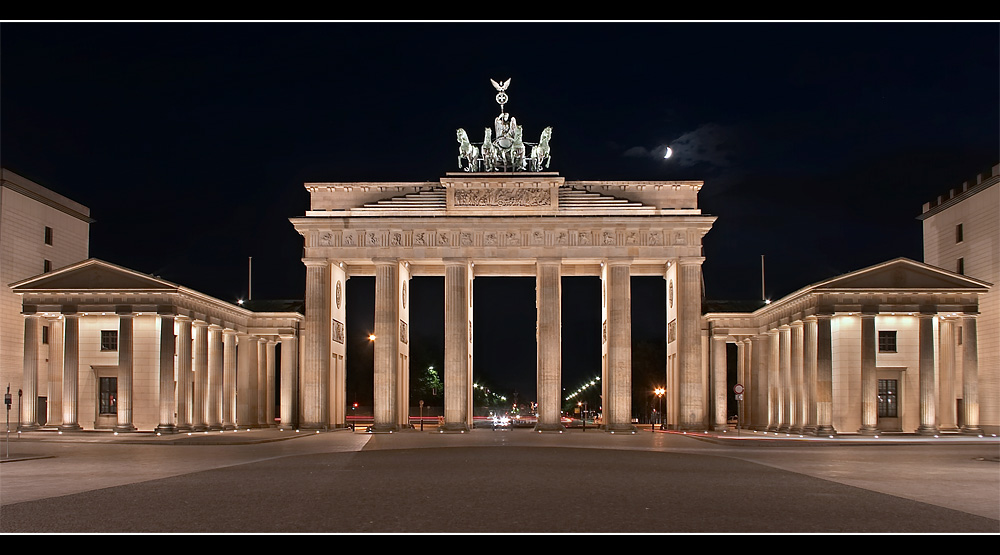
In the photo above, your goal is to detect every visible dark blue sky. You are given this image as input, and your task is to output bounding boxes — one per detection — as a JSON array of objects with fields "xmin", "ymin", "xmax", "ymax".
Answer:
[{"xmin": 3, "ymin": 22, "xmax": 997, "ymax": 400}]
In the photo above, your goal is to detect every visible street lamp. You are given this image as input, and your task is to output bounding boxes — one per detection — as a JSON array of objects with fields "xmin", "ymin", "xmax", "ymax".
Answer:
[{"xmin": 654, "ymin": 387, "xmax": 665, "ymax": 430}]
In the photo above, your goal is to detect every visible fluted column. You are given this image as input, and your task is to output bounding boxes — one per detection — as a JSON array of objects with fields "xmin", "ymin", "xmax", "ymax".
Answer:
[
  {"xmin": 302, "ymin": 259, "xmax": 330, "ymax": 429},
  {"xmin": 191, "ymin": 320, "xmax": 208, "ymax": 431},
  {"xmin": 916, "ymin": 310, "xmax": 939, "ymax": 435},
  {"xmin": 442, "ymin": 259, "xmax": 472, "ymax": 432},
  {"xmin": 20, "ymin": 313, "xmax": 40, "ymax": 430},
  {"xmin": 802, "ymin": 316, "xmax": 818, "ymax": 434},
  {"xmin": 777, "ymin": 325, "xmax": 791, "ymax": 432},
  {"xmin": 114, "ymin": 310, "xmax": 137, "ymax": 432},
  {"xmin": 814, "ymin": 311, "xmax": 836, "ymax": 435},
  {"xmin": 59, "ymin": 311, "xmax": 81, "ymax": 431},
  {"xmin": 603, "ymin": 259, "xmax": 633, "ymax": 432},
  {"xmin": 175, "ymin": 316, "xmax": 192, "ymax": 431},
  {"xmin": 249, "ymin": 336, "xmax": 261, "ymax": 427},
  {"xmin": 766, "ymin": 329, "xmax": 780, "ymax": 431},
  {"xmin": 372, "ymin": 259, "xmax": 400, "ymax": 433},
  {"xmin": 265, "ymin": 338, "xmax": 276, "ymax": 427},
  {"xmin": 207, "ymin": 325, "xmax": 223, "ymax": 430},
  {"xmin": 711, "ymin": 333, "xmax": 728, "ymax": 431},
  {"xmin": 677, "ymin": 257, "xmax": 705, "ymax": 431},
  {"xmin": 222, "ymin": 329, "xmax": 237, "ymax": 429},
  {"xmin": 750, "ymin": 335, "xmax": 768, "ymax": 430},
  {"xmin": 858, "ymin": 310, "xmax": 878, "ymax": 434},
  {"xmin": 960, "ymin": 313, "xmax": 982, "ymax": 434},
  {"xmin": 155, "ymin": 312, "xmax": 177, "ymax": 433},
  {"xmin": 280, "ymin": 333, "xmax": 298, "ymax": 427},
  {"xmin": 236, "ymin": 332, "xmax": 254, "ymax": 427},
  {"xmin": 47, "ymin": 317, "xmax": 64, "ymax": 427},
  {"xmin": 739, "ymin": 338, "xmax": 751, "ymax": 427},
  {"xmin": 938, "ymin": 318, "xmax": 958, "ymax": 432},
  {"xmin": 789, "ymin": 321, "xmax": 804, "ymax": 433},
  {"xmin": 535, "ymin": 259, "xmax": 564, "ymax": 432},
  {"xmin": 329, "ymin": 264, "xmax": 348, "ymax": 429},
  {"xmin": 256, "ymin": 338, "xmax": 267, "ymax": 427}
]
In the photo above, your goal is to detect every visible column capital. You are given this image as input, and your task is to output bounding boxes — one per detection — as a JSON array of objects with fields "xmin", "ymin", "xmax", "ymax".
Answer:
[
  {"xmin": 175, "ymin": 314, "xmax": 192, "ymax": 323},
  {"xmin": 535, "ymin": 257, "xmax": 563, "ymax": 266},
  {"xmin": 192, "ymin": 319, "xmax": 209, "ymax": 328},
  {"xmin": 208, "ymin": 323, "xmax": 223, "ymax": 332},
  {"xmin": 789, "ymin": 320, "xmax": 804, "ymax": 329},
  {"xmin": 115, "ymin": 305, "xmax": 134, "ymax": 316},
  {"xmin": 222, "ymin": 327, "xmax": 238, "ymax": 337},
  {"xmin": 602, "ymin": 257, "xmax": 633, "ymax": 267},
  {"xmin": 677, "ymin": 256, "xmax": 706, "ymax": 267},
  {"xmin": 442, "ymin": 257, "xmax": 473, "ymax": 266},
  {"xmin": 302, "ymin": 257, "xmax": 329, "ymax": 268},
  {"xmin": 372, "ymin": 256, "xmax": 400, "ymax": 266}
]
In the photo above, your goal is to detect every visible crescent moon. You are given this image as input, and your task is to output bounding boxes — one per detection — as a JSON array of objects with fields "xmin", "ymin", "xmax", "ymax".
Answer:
[{"xmin": 664, "ymin": 146, "xmax": 673, "ymax": 159}]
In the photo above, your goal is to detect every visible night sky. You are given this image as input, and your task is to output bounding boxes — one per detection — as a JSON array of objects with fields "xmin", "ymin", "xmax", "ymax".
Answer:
[{"xmin": 2, "ymin": 22, "xmax": 997, "ymax": 404}]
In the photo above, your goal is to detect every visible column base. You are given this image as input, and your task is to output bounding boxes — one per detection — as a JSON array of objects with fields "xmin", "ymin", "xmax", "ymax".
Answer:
[
  {"xmin": 814, "ymin": 425, "xmax": 837, "ymax": 436},
  {"xmin": 801, "ymin": 426, "xmax": 817, "ymax": 435},
  {"xmin": 960, "ymin": 425, "xmax": 984, "ymax": 435},
  {"xmin": 533, "ymin": 423, "xmax": 566, "ymax": 433},
  {"xmin": 154, "ymin": 424, "xmax": 178, "ymax": 434},
  {"xmin": 438, "ymin": 423, "xmax": 470, "ymax": 433},
  {"xmin": 58, "ymin": 424, "xmax": 82, "ymax": 432},
  {"xmin": 191, "ymin": 425, "xmax": 208, "ymax": 432},
  {"xmin": 604, "ymin": 425, "xmax": 638, "ymax": 434},
  {"xmin": 222, "ymin": 424, "xmax": 236, "ymax": 431},
  {"xmin": 712, "ymin": 424, "xmax": 729, "ymax": 432},
  {"xmin": 916, "ymin": 425, "xmax": 940, "ymax": 436},
  {"xmin": 857, "ymin": 425, "xmax": 879, "ymax": 435},
  {"xmin": 776, "ymin": 425, "xmax": 790, "ymax": 433},
  {"xmin": 17, "ymin": 424, "xmax": 41, "ymax": 432},
  {"xmin": 113, "ymin": 424, "xmax": 136, "ymax": 433}
]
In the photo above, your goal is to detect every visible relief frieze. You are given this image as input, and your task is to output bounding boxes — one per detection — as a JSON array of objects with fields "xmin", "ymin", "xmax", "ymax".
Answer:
[{"xmin": 453, "ymin": 188, "xmax": 551, "ymax": 207}]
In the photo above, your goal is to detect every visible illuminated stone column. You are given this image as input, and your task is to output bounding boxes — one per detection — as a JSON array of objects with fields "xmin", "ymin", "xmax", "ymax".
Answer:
[
  {"xmin": 766, "ymin": 329, "xmax": 780, "ymax": 432},
  {"xmin": 442, "ymin": 258, "xmax": 472, "ymax": 432},
  {"xmin": 814, "ymin": 311, "xmax": 836, "ymax": 435},
  {"xmin": 677, "ymin": 257, "xmax": 705, "ymax": 431},
  {"xmin": 535, "ymin": 258, "xmax": 564, "ymax": 433},
  {"xmin": 20, "ymin": 312, "xmax": 40, "ymax": 430},
  {"xmin": 280, "ymin": 332, "xmax": 298, "ymax": 427},
  {"xmin": 257, "ymin": 338, "xmax": 267, "ymax": 427},
  {"xmin": 236, "ymin": 332, "xmax": 254, "ymax": 427},
  {"xmin": 59, "ymin": 311, "xmax": 81, "ymax": 431},
  {"xmin": 372, "ymin": 258, "xmax": 400, "ymax": 433},
  {"xmin": 175, "ymin": 316, "xmax": 192, "ymax": 431},
  {"xmin": 302, "ymin": 258, "xmax": 331, "ymax": 429},
  {"xmin": 789, "ymin": 321, "xmax": 804, "ymax": 433},
  {"xmin": 264, "ymin": 338, "xmax": 276, "ymax": 427},
  {"xmin": 207, "ymin": 325, "xmax": 223, "ymax": 430},
  {"xmin": 777, "ymin": 325, "xmax": 791, "ymax": 433},
  {"xmin": 222, "ymin": 329, "xmax": 237, "ymax": 430},
  {"xmin": 938, "ymin": 318, "xmax": 958, "ymax": 432},
  {"xmin": 155, "ymin": 312, "xmax": 176, "ymax": 433},
  {"xmin": 603, "ymin": 259, "xmax": 634, "ymax": 432},
  {"xmin": 960, "ymin": 313, "xmax": 982, "ymax": 435},
  {"xmin": 802, "ymin": 316, "xmax": 818, "ymax": 434},
  {"xmin": 191, "ymin": 320, "xmax": 209, "ymax": 431},
  {"xmin": 916, "ymin": 310, "xmax": 939, "ymax": 435},
  {"xmin": 114, "ymin": 310, "xmax": 137, "ymax": 432},
  {"xmin": 750, "ymin": 334, "xmax": 768, "ymax": 430},
  {"xmin": 711, "ymin": 332, "xmax": 728, "ymax": 431},
  {"xmin": 738, "ymin": 338, "xmax": 751, "ymax": 427},
  {"xmin": 47, "ymin": 317, "xmax": 64, "ymax": 427},
  {"xmin": 858, "ymin": 310, "xmax": 878, "ymax": 435},
  {"xmin": 329, "ymin": 263, "xmax": 347, "ymax": 429}
]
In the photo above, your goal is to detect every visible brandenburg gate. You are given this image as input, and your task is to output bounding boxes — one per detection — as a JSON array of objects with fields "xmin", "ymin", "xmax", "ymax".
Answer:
[{"xmin": 290, "ymin": 80, "xmax": 716, "ymax": 433}]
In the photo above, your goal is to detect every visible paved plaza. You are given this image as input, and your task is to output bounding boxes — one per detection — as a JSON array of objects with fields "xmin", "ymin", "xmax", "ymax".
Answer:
[{"xmin": 1, "ymin": 427, "xmax": 997, "ymax": 533}]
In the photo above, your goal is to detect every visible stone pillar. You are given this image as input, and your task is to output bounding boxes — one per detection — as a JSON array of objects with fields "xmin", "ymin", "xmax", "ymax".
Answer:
[
  {"xmin": 396, "ymin": 262, "xmax": 411, "ymax": 429},
  {"xmin": 257, "ymin": 338, "xmax": 267, "ymax": 427},
  {"xmin": 47, "ymin": 317, "xmax": 64, "ymax": 427},
  {"xmin": 814, "ymin": 311, "xmax": 836, "ymax": 435},
  {"xmin": 329, "ymin": 263, "xmax": 348, "ymax": 429},
  {"xmin": 802, "ymin": 316, "xmax": 818, "ymax": 434},
  {"xmin": 750, "ymin": 335, "xmax": 768, "ymax": 430},
  {"xmin": 442, "ymin": 259, "xmax": 472, "ymax": 432},
  {"xmin": 280, "ymin": 333, "xmax": 298, "ymax": 427},
  {"xmin": 960, "ymin": 313, "xmax": 982, "ymax": 434},
  {"xmin": 248, "ymin": 336, "xmax": 261, "ymax": 426},
  {"xmin": 736, "ymin": 338, "xmax": 749, "ymax": 427},
  {"xmin": 711, "ymin": 332, "xmax": 728, "ymax": 431},
  {"xmin": 175, "ymin": 316, "xmax": 192, "ymax": 431},
  {"xmin": 858, "ymin": 310, "xmax": 878, "ymax": 434},
  {"xmin": 677, "ymin": 257, "xmax": 705, "ymax": 431},
  {"xmin": 937, "ymin": 318, "xmax": 958, "ymax": 432},
  {"xmin": 20, "ymin": 312, "xmax": 40, "ymax": 430},
  {"xmin": 777, "ymin": 325, "xmax": 791, "ymax": 433},
  {"xmin": 603, "ymin": 259, "xmax": 634, "ymax": 432},
  {"xmin": 264, "ymin": 338, "xmax": 276, "ymax": 427},
  {"xmin": 222, "ymin": 329, "xmax": 237, "ymax": 430},
  {"xmin": 766, "ymin": 329, "xmax": 780, "ymax": 432},
  {"xmin": 191, "ymin": 320, "xmax": 208, "ymax": 431},
  {"xmin": 789, "ymin": 321, "xmax": 804, "ymax": 433},
  {"xmin": 535, "ymin": 258, "xmax": 564, "ymax": 432},
  {"xmin": 59, "ymin": 311, "xmax": 81, "ymax": 431},
  {"xmin": 236, "ymin": 332, "xmax": 254, "ymax": 428},
  {"xmin": 916, "ymin": 310, "xmax": 939, "ymax": 435},
  {"xmin": 207, "ymin": 325, "xmax": 223, "ymax": 430},
  {"xmin": 372, "ymin": 258, "xmax": 400, "ymax": 433},
  {"xmin": 114, "ymin": 310, "xmax": 137, "ymax": 432},
  {"xmin": 302, "ymin": 259, "xmax": 331, "ymax": 429},
  {"xmin": 155, "ymin": 312, "xmax": 177, "ymax": 433}
]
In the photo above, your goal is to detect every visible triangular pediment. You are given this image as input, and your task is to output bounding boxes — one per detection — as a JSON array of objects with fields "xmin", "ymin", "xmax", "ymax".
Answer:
[
  {"xmin": 11, "ymin": 259, "xmax": 178, "ymax": 292},
  {"xmin": 813, "ymin": 258, "xmax": 991, "ymax": 291}
]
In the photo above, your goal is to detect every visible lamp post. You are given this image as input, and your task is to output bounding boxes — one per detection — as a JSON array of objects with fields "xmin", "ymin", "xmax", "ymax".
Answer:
[{"xmin": 654, "ymin": 387, "xmax": 665, "ymax": 430}]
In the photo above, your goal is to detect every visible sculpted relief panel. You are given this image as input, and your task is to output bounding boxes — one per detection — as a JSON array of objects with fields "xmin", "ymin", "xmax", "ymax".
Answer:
[
  {"xmin": 318, "ymin": 227, "xmax": 693, "ymax": 250},
  {"xmin": 453, "ymin": 188, "xmax": 551, "ymax": 207}
]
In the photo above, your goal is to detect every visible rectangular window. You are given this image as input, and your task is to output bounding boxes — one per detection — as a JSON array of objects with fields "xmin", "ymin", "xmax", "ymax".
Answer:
[
  {"xmin": 101, "ymin": 330, "xmax": 118, "ymax": 351},
  {"xmin": 955, "ymin": 223, "xmax": 963, "ymax": 243},
  {"xmin": 42, "ymin": 325, "xmax": 49, "ymax": 345},
  {"xmin": 877, "ymin": 379, "xmax": 898, "ymax": 418},
  {"xmin": 878, "ymin": 330, "xmax": 897, "ymax": 353},
  {"xmin": 957, "ymin": 258, "xmax": 964, "ymax": 275},
  {"xmin": 99, "ymin": 377, "xmax": 117, "ymax": 415},
  {"xmin": 43, "ymin": 259, "xmax": 51, "ymax": 272},
  {"xmin": 44, "ymin": 226, "xmax": 53, "ymax": 245}
]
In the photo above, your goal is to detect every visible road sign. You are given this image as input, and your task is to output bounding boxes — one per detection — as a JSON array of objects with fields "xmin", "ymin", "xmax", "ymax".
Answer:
[{"xmin": 733, "ymin": 384, "xmax": 744, "ymax": 395}]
